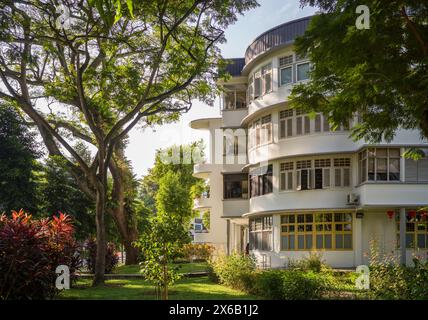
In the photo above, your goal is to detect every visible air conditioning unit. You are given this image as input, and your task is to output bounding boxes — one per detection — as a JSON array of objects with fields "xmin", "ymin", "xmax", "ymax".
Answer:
[{"xmin": 347, "ymin": 193, "xmax": 359, "ymax": 205}]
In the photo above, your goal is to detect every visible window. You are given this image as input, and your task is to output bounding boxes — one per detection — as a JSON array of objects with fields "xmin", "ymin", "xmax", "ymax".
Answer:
[
  {"xmin": 315, "ymin": 114, "xmax": 321, "ymax": 132},
  {"xmin": 262, "ymin": 63, "xmax": 272, "ymax": 94},
  {"xmin": 280, "ymin": 162, "xmax": 294, "ymax": 191},
  {"xmin": 250, "ymin": 216, "xmax": 273, "ymax": 251},
  {"xmin": 396, "ymin": 211, "xmax": 428, "ymax": 249},
  {"xmin": 249, "ymin": 115, "xmax": 272, "ymax": 148},
  {"xmin": 334, "ymin": 158, "xmax": 351, "ymax": 187},
  {"xmin": 224, "ymin": 174, "xmax": 248, "ymax": 199},
  {"xmin": 281, "ymin": 213, "xmax": 352, "ymax": 251},
  {"xmin": 359, "ymin": 148, "xmax": 401, "ymax": 183},
  {"xmin": 296, "ymin": 160, "xmax": 312, "ymax": 190},
  {"xmin": 254, "ymin": 70, "xmax": 261, "ymax": 99},
  {"xmin": 279, "ymin": 110, "xmax": 337, "ymax": 139},
  {"xmin": 250, "ymin": 165, "xmax": 273, "ymax": 198},
  {"xmin": 296, "ymin": 62, "xmax": 310, "ymax": 81},
  {"xmin": 315, "ymin": 159, "xmax": 331, "ymax": 189},
  {"xmin": 405, "ymin": 149, "xmax": 428, "ymax": 182},
  {"xmin": 247, "ymin": 76, "xmax": 254, "ymax": 103},
  {"xmin": 279, "ymin": 55, "xmax": 293, "ymax": 85}
]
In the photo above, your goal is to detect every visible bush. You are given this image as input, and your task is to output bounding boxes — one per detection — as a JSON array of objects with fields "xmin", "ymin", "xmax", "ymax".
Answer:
[
  {"xmin": 251, "ymin": 269, "xmax": 331, "ymax": 300},
  {"xmin": 181, "ymin": 243, "xmax": 215, "ymax": 262},
  {"xmin": 287, "ymin": 252, "xmax": 329, "ymax": 273},
  {"xmin": 0, "ymin": 210, "xmax": 80, "ymax": 300},
  {"xmin": 85, "ymin": 239, "xmax": 119, "ymax": 274},
  {"xmin": 209, "ymin": 253, "xmax": 256, "ymax": 291},
  {"xmin": 367, "ymin": 240, "xmax": 428, "ymax": 300},
  {"xmin": 281, "ymin": 270, "xmax": 329, "ymax": 300}
]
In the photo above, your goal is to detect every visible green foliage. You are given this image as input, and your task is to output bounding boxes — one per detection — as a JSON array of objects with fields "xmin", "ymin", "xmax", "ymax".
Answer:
[
  {"xmin": 287, "ymin": 252, "xmax": 330, "ymax": 273},
  {"xmin": 202, "ymin": 210, "xmax": 210, "ymax": 231},
  {"xmin": 140, "ymin": 141, "xmax": 206, "ymax": 216},
  {"xmin": 209, "ymin": 253, "xmax": 256, "ymax": 291},
  {"xmin": 368, "ymin": 241, "xmax": 428, "ymax": 300},
  {"xmin": 292, "ymin": 1, "xmax": 428, "ymax": 141},
  {"xmin": 156, "ymin": 171, "xmax": 193, "ymax": 223},
  {"xmin": 0, "ymin": 105, "xmax": 41, "ymax": 214},
  {"xmin": 85, "ymin": 238, "xmax": 119, "ymax": 274},
  {"xmin": 181, "ymin": 243, "xmax": 215, "ymax": 262},
  {"xmin": 134, "ymin": 215, "xmax": 191, "ymax": 299},
  {"xmin": 38, "ymin": 157, "xmax": 96, "ymax": 240}
]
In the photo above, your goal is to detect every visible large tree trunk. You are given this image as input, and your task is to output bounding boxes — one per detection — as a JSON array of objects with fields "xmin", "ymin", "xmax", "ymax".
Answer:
[
  {"xmin": 93, "ymin": 184, "xmax": 107, "ymax": 286},
  {"xmin": 109, "ymin": 145, "xmax": 140, "ymax": 265}
]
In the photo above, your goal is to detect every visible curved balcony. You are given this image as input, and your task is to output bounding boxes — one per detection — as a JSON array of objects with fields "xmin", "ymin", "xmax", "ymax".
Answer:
[
  {"xmin": 248, "ymin": 132, "xmax": 359, "ymax": 166},
  {"xmin": 194, "ymin": 196, "xmax": 211, "ymax": 210},
  {"xmin": 193, "ymin": 162, "xmax": 212, "ymax": 179},
  {"xmin": 243, "ymin": 16, "xmax": 312, "ymax": 73},
  {"xmin": 248, "ymin": 189, "xmax": 353, "ymax": 215},
  {"xmin": 222, "ymin": 199, "xmax": 249, "ymax": 218}
]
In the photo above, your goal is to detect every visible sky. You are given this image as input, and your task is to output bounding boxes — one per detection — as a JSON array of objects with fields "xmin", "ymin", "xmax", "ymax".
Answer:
[{"xmin": 126, "ymin": 0, "xmax": 318, "ymax": 177}]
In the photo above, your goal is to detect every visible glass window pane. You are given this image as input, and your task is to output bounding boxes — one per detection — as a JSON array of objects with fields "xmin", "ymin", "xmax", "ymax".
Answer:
[
  {"xmin": 305, "ymin": 214, "xmax": 313, "ymax": 223},
  {"xmin": 335, "ymin": 235, "xmax": 343, "ymax": 248},
  {"xmin": 306, "ymin": 235, "xmax": 313, "ymax": 249},
  {"xmin": 298, "ymin": 235, "xmax": 305, "ymax": 249},
  {"xmin": 417, "ymin": 234, "xmax": 426, "ymax": 248},
  {"xmin": 280, "ymin": 67, "xmax": 292, "ymax": 85},
  {"xmin": 297, "ymin": 63, "xmax": 310, "ymax": 81},
  {"xmin": 325, "ymin": 235, "xmax": 332, "ymax": 249},
  {"xmin": 316, "ymin": 235, "xmax": 323, "ymax": 249},
  {"xmin": 344, "ymin": 223, "xmax": 352, "ymax": 231},
  {"xmin": 344, "ymin": 234, "xmax": 352, "ymax": 249},
  {"xmin": 289, "ymin": 235, "xmax": 295, "ymax": 249},
  {"xmin": 406, "ymin": 233, "xmax": 414, "ymax": 248},
  {"xmin": 281, "ymin": 236, "xmax": 288, "ymax": 250}
]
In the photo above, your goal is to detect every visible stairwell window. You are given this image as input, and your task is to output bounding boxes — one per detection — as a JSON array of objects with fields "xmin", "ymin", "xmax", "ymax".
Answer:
[
  {"xmin": 249, "ymin": 216, "xmax": 272, "ymax": 251},
  {"xmin": 279, "ymin": 55, "xmax": 293, "ymax": 85}
]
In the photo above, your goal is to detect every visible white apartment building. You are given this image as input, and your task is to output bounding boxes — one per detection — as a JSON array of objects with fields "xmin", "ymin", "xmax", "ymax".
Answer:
[{"xmin": 190, "ymin": 16, "xmax": 428, "ymax": 268}]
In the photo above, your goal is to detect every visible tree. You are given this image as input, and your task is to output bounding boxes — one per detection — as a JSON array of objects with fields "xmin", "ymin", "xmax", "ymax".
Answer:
[
  {"xmin": 135, "ymin": 171, "xmax": 193, "ymax": 300},
  {"xmin": 140, "ymin": 141, "xmax": 206, "ymax": 214},
  {"xmin": 0, "ymin": 105, "xmax": 40, "ymax": 213},
  {"xmin": 0, "ymin": 0, "xmax": 257, "ymax": 285},
  {"xmin": 291, "ymin": 1, "xmax": 428, "ymax": 148},
  {"xmin": 38, "ymin": 156, "xmax": 96, "ymax": 241}
]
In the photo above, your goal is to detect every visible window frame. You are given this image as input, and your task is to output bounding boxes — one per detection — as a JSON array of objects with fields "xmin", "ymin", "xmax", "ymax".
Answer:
[{"xmin": 280, "ymin": 212, "xmax": 353, "ymax": 251}]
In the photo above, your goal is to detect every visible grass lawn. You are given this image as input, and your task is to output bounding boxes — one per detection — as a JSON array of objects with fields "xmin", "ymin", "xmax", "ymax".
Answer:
[
  {"xmin": 114, "ymin": 262, "xmax": 209, "ymax": 274},
  {"xmin": 59, "ymin": 276, "xmax": 258, "ymax": 300}
]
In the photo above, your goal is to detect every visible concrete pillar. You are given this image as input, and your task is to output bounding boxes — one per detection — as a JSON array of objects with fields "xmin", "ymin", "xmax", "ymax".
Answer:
[
  {"xmin": 399, "ymin": 208, "xmax": 406, "ymax": 265},
  {"xmin": 354, "ymin": 212, "xmax": 363, "ymax": 266},
  {"xmin": 273, "ymin": 215, "xmax": 281, "ymax": 253}
]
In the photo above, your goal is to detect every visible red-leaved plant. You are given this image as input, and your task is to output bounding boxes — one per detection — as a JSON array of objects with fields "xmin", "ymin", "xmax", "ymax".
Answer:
[{"xmin": 0, "ymin": 210, "xmax": 81, "ymax": 300}]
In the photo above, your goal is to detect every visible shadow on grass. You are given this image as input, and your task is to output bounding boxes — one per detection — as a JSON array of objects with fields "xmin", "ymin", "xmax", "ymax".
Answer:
[{"xmin": 59, "ymin": 277, "xmax": 258, "ymax": 300}]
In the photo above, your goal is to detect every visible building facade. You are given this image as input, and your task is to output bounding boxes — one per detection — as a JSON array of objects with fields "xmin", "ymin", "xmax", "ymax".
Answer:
[{"xmin": 190, "ymin": 16, "xmax": 428, "ymax": 268}]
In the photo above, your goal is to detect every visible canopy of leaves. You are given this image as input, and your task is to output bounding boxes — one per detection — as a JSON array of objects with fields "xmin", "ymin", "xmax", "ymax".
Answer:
[
  {"xmin": 291, "ymin": 1, "xmax": 428, "ymax": 143},
  {"xmin": 0, "ymin": 105, "xmax": 41, "ymax": 213},
  {"xmin": 140, "ymin": 140, "xmax": 206, "ymax": 214}
]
